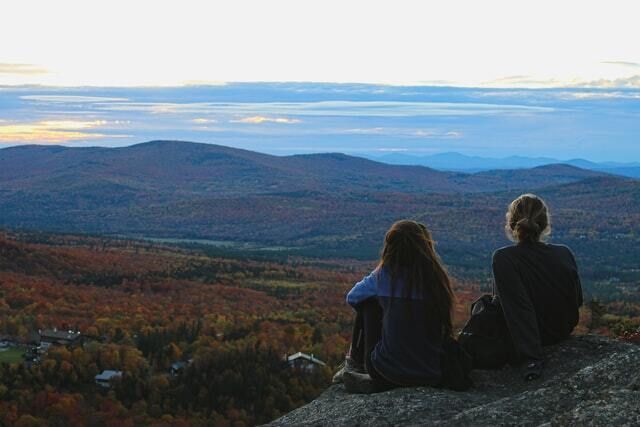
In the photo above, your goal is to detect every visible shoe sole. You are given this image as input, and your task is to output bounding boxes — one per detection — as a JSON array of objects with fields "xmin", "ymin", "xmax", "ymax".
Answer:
[{"xmin": 343, "ymin": 372, "xmax": 377, "ymax": 394}]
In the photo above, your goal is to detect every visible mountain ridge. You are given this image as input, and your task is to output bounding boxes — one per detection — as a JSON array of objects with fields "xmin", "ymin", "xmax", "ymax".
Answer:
[
  {"xmin": 1, "ymin": 140, "xmax": 637, "ymax": 269},
  {"xmin": 0, "ymin": 140, "xmax": 613, "ymax": 195},
  {"xmin": 366, "ymin": 151, "xmax": 640, "ymax": 177}
]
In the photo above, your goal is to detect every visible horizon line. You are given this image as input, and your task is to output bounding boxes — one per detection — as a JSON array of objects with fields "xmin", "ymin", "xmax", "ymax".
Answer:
[
  {"xmin": 2, "ymin": 139, "xmax": 638, "ymax": 166},
  {"xmin": 3, "ymin": 81, "xmax": 640, "ymax": 91}
]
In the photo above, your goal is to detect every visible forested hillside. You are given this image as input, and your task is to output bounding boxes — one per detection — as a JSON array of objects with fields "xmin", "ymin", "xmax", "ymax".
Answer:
[
  {"xmin": 1, "ymin": 141, "xmax": 637, "ymax": 288},
  {"xmin": 0, "ymin": 141, "xmax": 606, "ymax": 196},
  {"xmin": 0, "ymin": 233, "xmax": 638, "ymax": 425},
  {"xmin": 0, "ymin": 141, "xmax": 638, "ymax": 425},
  {"xmin": 0, "ymin": 234, "xmax": 360, "ymax": 425}
]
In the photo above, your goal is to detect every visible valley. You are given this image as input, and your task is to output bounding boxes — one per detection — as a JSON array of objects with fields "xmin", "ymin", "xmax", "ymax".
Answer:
[
  {"xmin": 2, "ymin": 141, "xmax": 638, "ymax": 300},
  {"xmin": 0, "ymin": 140, "xmax": 639, "ymax": 424}
]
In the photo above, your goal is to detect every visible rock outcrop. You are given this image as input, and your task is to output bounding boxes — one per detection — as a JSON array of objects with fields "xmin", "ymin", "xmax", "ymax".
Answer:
[{"xmin": 267, "ymin": 335, "xmax": 640, "ymax": 426}]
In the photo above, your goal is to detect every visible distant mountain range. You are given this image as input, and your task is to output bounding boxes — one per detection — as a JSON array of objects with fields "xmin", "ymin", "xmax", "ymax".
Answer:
[
  {"xmin": 0, "ymin": 140, "xmax": 638, "ymax": 270},
  {"xmin": 0, "ymin": 140, "xmax": 611, "ymax": 197},
  {"xmin": 364, "ymin": 152, "xmax": 640, "ymax": 178}
]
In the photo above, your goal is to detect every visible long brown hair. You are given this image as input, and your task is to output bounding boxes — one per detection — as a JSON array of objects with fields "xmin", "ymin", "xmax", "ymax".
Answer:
[
  {"xmin": 377, "ymin": 220, "xmax": 455, "ymax": 336},
  {"xmin": 505, "ymin": 194, "xmax": 551, "ymax": 243}
]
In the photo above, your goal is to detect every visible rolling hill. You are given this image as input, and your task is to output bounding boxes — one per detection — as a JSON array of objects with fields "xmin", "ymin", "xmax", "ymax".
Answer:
[
  {"xmin": 0, "ymin": 141, "xmax": 637, "ymax": 278},
  {"xmin": 368, "ymin": 152, "xmax": 640, "ymax": 177},
  {"xmin": 0, "ymin": 140, "xmax": 608, "ymax": 197}
]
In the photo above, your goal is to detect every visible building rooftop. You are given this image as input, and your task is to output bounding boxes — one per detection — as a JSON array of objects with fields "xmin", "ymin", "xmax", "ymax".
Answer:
[
  {"xmin": 40, "ymin": 329, "xmax": 81, "ymax": 342},
  {"xmin": 95, "ymin": 370, "xmax": 123, "ymax": 381},
  {"xmin": 287, "ymin": 352, "xmax": 326, "ymax": 366}
]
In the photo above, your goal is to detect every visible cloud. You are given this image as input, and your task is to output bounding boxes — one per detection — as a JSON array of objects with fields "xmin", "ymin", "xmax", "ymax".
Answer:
[
  {"xmin": 21, "ymin": 95, "xmax": 129, "ymax": 103},
  {"xmin": 99, "ymin": 100, "xmax": 553, "ymax": 118},
  {"xmin": 412, "ymin": 130, "xmax": 437, "ymax": 137},
  {"xmin": 0, "ymin": 63, "xmax": 48, "ymax": 75},
  {"xmin": 471, "ymin": 89, "xmax": 640, "ymax": 101},
  {"xmin": 560, "ymin": 91, "xmax": 640, "ymax": 100},
  {"xmin": 482, "ymin": 75, "xmax": 567, "ymax": 88},
  {"xmin": 230, "ymin": 116, "xmax": 301, "ymax": 124},
  {"xmin": 192, "ymin": 126, "xmax": 226, "ymax": 132},
  {"xmin": 601, "ymin": 61, "xmax": 640, "ymax": 68},
  {"xmin": 444, "ymin": 131, "xmax": 463, "ymax": 138},
  {"xmin": 99, "ymin": 102, "xmax": 208, "ymax": 114},
  {"xmin": 376, "ymin": 148, "xmax": 409, "ymax": 152},
  {"xmin": 0, "ymin": 120, "xmax": 130, "ymax": 144},
  {"xmin": 191, "ymin": 118, "xmax": 218, "ymax": 124},
  {"xmin": 486, "ymin": 73, "xmax": 640, "ymax": 89},
  {"xmin": 574, "ymin": 75, "xmax": 640, "ymax": 89},
  {"xmin": 342, "ymin": 127, "xmax": 462, "ymax": 138},
  {"xmin": 343, "ymin": 127, "xmax": 386, "ymax": 135},
  {"xmin": 38, "ymin": 120, "xmax": 108, "ymax": 130}
]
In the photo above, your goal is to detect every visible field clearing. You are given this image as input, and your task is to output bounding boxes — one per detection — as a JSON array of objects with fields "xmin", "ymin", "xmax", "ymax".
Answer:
[{"xmin": 0, "ymin": 347, "xmax": 24, "ymax": 364}]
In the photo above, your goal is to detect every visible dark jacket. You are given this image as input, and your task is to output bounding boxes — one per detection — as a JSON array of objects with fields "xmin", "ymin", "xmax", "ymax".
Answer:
[
  {"xmin": 492, "ymin": 242, "xmax": 583, "ymax": 361},
  {"xmin": 347, "ymin": 267, "xmax": 442, "ymax": 386}
]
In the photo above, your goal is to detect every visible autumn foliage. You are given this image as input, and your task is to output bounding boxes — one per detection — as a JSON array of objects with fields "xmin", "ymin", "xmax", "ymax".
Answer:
[{"xmin": 0, "ymin": 232, "xmax": 637, "ymax": 426}]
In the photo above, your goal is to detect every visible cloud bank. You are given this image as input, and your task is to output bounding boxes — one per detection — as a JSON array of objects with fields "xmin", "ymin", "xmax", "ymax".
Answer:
[
  {"xmin": 0, "ymin": 63, "xmax": 48, "ymax": 75},
  {"xmin": 230, "ymin": 116, "xmax": 302, "ymax": 124},
  {"xmin": 0, "ymin": 83, "xmax": 638, "ymax": 161},
  {"xmin": 0, "ymin": 120, "xmax": 129, "ymax": 144}
]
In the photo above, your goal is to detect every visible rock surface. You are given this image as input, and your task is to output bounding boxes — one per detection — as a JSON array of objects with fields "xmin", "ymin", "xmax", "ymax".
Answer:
[{"xmin": 266, "ymin": 335, "xmax": 640, "ymax": 426}]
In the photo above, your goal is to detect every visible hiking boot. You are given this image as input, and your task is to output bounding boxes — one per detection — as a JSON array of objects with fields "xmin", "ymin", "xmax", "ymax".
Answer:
[
  {"xmin": 332, "ymin": 356, "xmax": 365, "ymax": 384},
  {"xmin": 343, "ymin": 370, "xmax": 378, "ymax": 394}
]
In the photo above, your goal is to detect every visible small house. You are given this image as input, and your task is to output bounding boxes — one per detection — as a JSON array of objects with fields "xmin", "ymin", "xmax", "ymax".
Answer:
[
  {"xmin": 95, "ymin": 370, "xmax": 123, "ymax": 388},
  {"xmin": 40, "ymin": 328, "xmax": 81, "ymax": 346},
  {"xmin": 170, "ymin": 361, "xmax": 186, "ymax": 376},
  {"xmin": 25, "ymin": 332, "xmax": 41, "ymax": 346},
  {"xmin": 170, "ymin": 359, "xmax": 193, "ymax": 376},
  {"xmin": 286, "ymin": 352, "xmax": 326, "ymax": 373}
]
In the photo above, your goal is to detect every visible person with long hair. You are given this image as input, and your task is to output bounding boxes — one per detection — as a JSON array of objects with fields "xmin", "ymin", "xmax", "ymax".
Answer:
[
  {"xmin": 333, "ymin": 220, "xmax": 459, "ymax": 393},
  {"xmin": 493, "ymin": 194, "xmax": 583, "ymax": 381}
]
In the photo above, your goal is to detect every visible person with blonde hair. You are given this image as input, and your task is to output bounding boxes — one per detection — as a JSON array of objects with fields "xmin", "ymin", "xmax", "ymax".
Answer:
[{"xmin": 493, "ymin": 194, "xmax": 583, "ymax": 381}]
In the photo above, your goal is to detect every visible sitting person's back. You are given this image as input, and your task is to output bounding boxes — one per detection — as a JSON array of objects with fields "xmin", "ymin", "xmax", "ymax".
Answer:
[
  {"xmin": 493, "ymin": 194, "xmax": 583, "ymax": 380},
  {"xmin": 493, "ymin": 242, "xmax": 582, "ymax": 344},
  {"xmin": 335, "ymin": 220, "xmax": 468, "ymax": 392},
  {"xmin": 348, "ymin": 266, "xmax": 445, "ymax": 386}
]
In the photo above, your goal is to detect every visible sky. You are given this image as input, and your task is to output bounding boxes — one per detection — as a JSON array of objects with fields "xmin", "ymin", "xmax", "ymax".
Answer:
[
  {"xmin": 1, "ymin": 84, "xmax": 639, "ymax": 161},
  {"xmin": 1, "ymin": 0, "xmax": 639, "ymax": 160}
]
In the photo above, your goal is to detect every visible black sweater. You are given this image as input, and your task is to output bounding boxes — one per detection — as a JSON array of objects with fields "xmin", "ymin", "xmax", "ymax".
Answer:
[{"xmin": 492, "ymin": 242, "xmax": 583, "ymax": 362}]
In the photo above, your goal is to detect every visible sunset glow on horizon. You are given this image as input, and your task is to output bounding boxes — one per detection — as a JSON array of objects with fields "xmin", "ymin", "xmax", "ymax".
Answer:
[{"xmin": 0, "ymin": 119, "xmax": 129, "ymax": 143}]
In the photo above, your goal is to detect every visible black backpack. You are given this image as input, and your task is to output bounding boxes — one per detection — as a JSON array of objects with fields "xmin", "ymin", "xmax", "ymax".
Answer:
[
  {"xmin": 458, "ymin": 294, "xmax": 515, "ymax": 369},
  {"xmin": 439, "ymin": 335, "xmax": 473, "ymax": 391}
]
